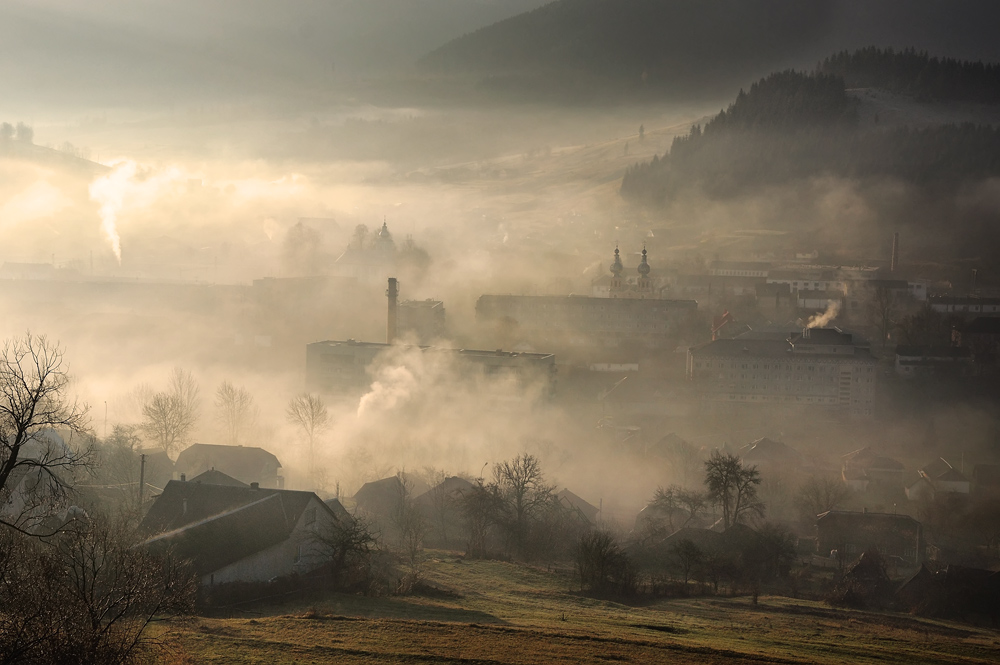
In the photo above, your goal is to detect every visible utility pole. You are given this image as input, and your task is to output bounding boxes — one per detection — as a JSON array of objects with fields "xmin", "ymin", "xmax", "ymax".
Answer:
[{"xmin": 139, "ymin": 453, "xmax": 147, "ymax": 504}]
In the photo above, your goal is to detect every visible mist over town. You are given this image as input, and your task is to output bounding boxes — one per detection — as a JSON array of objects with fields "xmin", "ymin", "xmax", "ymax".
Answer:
[{"xmin": 3, "ymin": 1, "xmax": 1000, "ymax": 662}]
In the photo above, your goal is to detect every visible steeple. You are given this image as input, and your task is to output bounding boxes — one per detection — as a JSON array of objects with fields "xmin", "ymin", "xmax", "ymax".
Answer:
[
  {"xmin": 637, "ymin": 246, "xmax": 650, "ymax": 278},
  {"xmin": 610, "ymin": 246, "xmax": 623, "ymax": 277},
  {"xmin": 637, "ymin": 245, "xmax": 651, "ymax": 297}
]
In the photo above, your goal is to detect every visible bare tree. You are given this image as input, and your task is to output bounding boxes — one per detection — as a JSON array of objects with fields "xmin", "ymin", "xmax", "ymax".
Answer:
[
  {"xmin": 670, "ymin": 538, "xmax": 704, "ymax": 586},
  {"xmin": 868, "ymin": 285, "xmax": 898, "ymax": 349},
  {"xmin": 704, "ymin": 451, "xmax": 764, "ymax": 530},
  {"xmin": 0, "ymin": 515, "xmax": 195, "ymax": 664},
  {"xmin": 391, "ymin": 472, "xmax": 425, "ymax": 569},
  {"xmin": 309, "ymin": 513, "xmax": 380, "ymax": 591},
  {"xmin": 139, "ymin": 368, "xmax": 199, "ymax": 456},
  {"xmin": 649, "ymin": 485, "xmax": 708, "ymax": 533},
  {"xmin": 493, "ymin": 453, "xmax": 555, "ymax": 559},
  {"xmin": 214, "ymin": 381, "xmax": 258, "ymax": 447},
  {"xmin": 286, "ymin": 393, "xmax": 329, "ymax": 474},
  {"xmin": 796, "ymin": 475, "xmax": 852, "ymax": 524},
  {"xmin": 0, "ymin": 333, "xmax": 90, "ymax": 536}
]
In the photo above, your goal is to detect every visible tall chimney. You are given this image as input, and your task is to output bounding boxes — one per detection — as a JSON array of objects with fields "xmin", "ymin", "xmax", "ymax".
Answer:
[
  {"xmin": 971, "ymin": 268, "xmax": 979, "ymax": 295},
  {"xmin": 890, "ymin": 232, "xmax": 899, "ymax": 273},
  {"xmin": 386, "ymin": 277, "xmax": 399, "ymax": 344}
]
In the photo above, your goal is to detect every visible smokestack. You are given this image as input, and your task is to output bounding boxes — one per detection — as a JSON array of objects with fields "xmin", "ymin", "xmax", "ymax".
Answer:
[
  {"xmin": 971, "ymin": 269, "xmax": 979, "ymax": 295},
  {"xmin": 387, "ymin": 277, "xmax": 398, "ymax": 344},
  {"xmin": 890, "ymin": 232, "xmax": 899, "ymax": 273}
]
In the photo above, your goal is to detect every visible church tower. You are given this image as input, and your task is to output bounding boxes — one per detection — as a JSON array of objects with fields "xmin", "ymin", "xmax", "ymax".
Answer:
[
  {"xmin": 637, "ymin": 246, "xmax": 652, "ymax": 297},
  {"xmin": 609, "ymin": 246, "xmax": 624, "ymax": 297}
]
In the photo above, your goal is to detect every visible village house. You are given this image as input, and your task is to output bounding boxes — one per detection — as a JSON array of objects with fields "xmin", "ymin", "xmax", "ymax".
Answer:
[
  {"xmin": 905, "ymin": 458, "xmax": 971, "ymax": 502},
  {"xmin": 738, "ymin": 437, "xmax": 803, "ymax": 471},
  {"xmin": 557, "ymin": 488, "xmax": 601, "ymax": 524},
  {"xmin": 816, "ymin": 510, "xmax": 923, "ymax": 566},
  {"xmin": 174, "ymin": 443, "xmax": 283, "ymax": 489},
  {"xmin": 414, "ymin": 476, "xmax": 475, "ymax": 548},
  {"xmin": 141, "ymin": 479, "xmax": 341, "ymax": 586},
  {"xmin": 842, "ymin": 447, "xmax": 905, "ymax": 494}
]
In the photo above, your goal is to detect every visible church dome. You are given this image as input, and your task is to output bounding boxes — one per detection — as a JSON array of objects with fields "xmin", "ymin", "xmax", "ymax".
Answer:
[
  {"xmin": 610, "ymin": 246, "xmax": 623, "ymax": 277},
  {"xmin": 637, "ymin": 247, "xmax": 651, "ymax": 277}
]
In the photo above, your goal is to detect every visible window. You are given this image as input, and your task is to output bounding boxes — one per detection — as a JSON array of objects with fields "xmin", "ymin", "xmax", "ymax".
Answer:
[{"xmin": 305, "ymin": 507, "xmax": 317, "ymax": 526}]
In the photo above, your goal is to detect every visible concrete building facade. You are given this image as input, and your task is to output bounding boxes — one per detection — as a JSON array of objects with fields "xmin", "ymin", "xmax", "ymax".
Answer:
[{"xmin": 686, "ymin": 328, "xmax": 877, "ymax": 417}]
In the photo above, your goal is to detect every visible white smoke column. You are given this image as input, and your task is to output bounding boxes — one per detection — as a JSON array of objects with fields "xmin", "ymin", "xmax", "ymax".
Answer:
[
  {"xmin": 89, "ymin": 161, "xmax": 137, "ymax": 265},
  {"xmin": 807, "ymin": 300, "xmax": 841, "ymax": 328}
]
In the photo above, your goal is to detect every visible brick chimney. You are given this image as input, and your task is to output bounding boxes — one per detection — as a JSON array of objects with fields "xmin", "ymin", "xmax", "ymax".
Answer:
[{"xmin": 386, "ymin": 277, "xmax": 398, "ymax": 344}]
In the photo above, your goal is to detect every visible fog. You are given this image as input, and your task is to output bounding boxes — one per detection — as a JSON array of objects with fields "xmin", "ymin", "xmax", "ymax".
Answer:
[{"xmin": 3, "ymin": 1, "xmax": 1000, "ymax": 535}]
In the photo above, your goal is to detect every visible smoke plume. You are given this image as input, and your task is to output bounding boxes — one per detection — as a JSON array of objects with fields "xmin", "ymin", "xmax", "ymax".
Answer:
[
  {"xmin": 806, "ymin": 301, "xmax": 840, "ymax": 329},
  {"xmin": 88, "ymin": 161, "xmax": 136, "ymax": 265}
]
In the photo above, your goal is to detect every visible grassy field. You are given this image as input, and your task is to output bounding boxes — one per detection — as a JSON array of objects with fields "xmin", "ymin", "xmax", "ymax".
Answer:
[{"xmin": 160, "ymin": 554, "xmax": 1000, "ymax": 664}]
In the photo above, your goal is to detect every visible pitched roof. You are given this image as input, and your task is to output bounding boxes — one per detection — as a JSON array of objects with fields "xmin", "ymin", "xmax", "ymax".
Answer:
[
  {"xmin": 141, "ymin": 480, "xmax": 337, "ymax": 576},
  {"xmin": 413, "ymin": 477, "xmax": 475, "ymax": 509},
  {"xmin": 843, "ymin": 447, "xmax": 904, "ymax": 471},
  {"xmin": 739, "ymin": 437, "xmax": 802, "ymax": 465},
  {"xmin": 145, "ymin": 494, "xmax": 293, "ymax": 575},
  {"xmin": 140, "ymin": 480, "xmax": 315, "ymax": 535},
  {"xmin": 557, "ymin": 488, "xmax": 600, "ymax": 523},
  {"xmin": 920, "ymin": 458, "xmax": 968, "ymax": 483},
  {"xmin": 324, "ymin": 498, "xmax": 351, "ymax": 521},
  {"xmin": 188, "ymin": 469, "xmax": 249, "ymax": 487},
  {"xmin": 174, "ymin": 443, "xmax": 282, "ymax": 485}
]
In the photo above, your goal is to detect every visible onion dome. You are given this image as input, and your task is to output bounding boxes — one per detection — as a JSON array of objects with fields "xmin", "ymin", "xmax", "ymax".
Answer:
[
  {"xmin": 610, "ymin": 246, "xmax": 624, "ymax": 277},
  {"xmin": 638, "ymin": 247, "xmax": 651, "ymax": 277}
]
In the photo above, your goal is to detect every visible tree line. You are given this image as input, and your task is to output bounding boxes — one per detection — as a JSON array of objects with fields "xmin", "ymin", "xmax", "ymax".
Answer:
[
  {"xmin": 819, "ymin": 46, "xmax": 1000, "ymax": 103},
  {"xmin": 621, "ymin": 68, "xmax": 1000, "ymax": 206}
]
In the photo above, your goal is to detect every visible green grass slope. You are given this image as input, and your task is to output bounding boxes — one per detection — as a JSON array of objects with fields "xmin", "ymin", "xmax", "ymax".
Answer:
[{"xmin": 162, "ymin": 555, "xmax": 1000, "ymax": 664}]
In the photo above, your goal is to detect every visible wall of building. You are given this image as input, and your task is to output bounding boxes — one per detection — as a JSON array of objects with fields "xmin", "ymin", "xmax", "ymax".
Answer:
[{"xmin": 202, "ymin": 496, "xmax": 333, "ymax": 586}]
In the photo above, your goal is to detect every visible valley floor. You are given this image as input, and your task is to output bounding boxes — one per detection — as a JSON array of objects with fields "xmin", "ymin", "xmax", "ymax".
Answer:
[{"xmin": 159, "ymin": 554, "xmax": 999, "ymax": 664}]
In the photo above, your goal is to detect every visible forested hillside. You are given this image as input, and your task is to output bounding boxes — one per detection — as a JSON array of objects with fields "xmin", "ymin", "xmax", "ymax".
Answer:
[
  {"xmin": 819, "ymin": 47, "xmax": 1000, "ymax": 103},
  {"xmin": 620, "ymin": 68, "xmax": 1000, "ymax": 205}
]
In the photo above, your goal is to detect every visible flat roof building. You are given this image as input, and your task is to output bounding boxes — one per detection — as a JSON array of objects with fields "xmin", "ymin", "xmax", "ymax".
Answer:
[{"xmin": 687, "ymin": 328, "xmax": 877, "ymax": 417}]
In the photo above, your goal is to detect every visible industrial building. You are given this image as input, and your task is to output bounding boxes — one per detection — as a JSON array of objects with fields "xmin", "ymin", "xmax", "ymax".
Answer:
[
  {"xmin": 686, "ymin": 328, "xmax": 877, "ymax": 417},
  {"xmin": 476, "ymin": 293, "xmax": 698, "ymax": 348},
  {"xmin": 306, "ymin": 339, "xmax": 556, "ymax": 395}
]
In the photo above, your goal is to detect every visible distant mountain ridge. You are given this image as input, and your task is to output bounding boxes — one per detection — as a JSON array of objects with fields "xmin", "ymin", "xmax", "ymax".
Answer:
[
  {"xmin": 0, "ymin": 0, "xmax": 550, "ymax": 106},
  {"xmin": 422, "ymin": 0, "xmax": 1000, "ymax": 100}
]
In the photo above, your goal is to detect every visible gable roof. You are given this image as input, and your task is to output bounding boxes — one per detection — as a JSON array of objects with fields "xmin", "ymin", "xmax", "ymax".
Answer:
[
  {"xmin": 140, "ymin": 479, "xmax": 319, "ymax": 536},
  {"xmin": 174, "ymin": 443, "xmax": 282, "ymax": 485},
  {"xmin": 739, "ymin": 437, "xmax": 802, "ymax": 465},
  {"xmin": 413, "ymin": 476, "xmax": 475, "ymax": 509},
  {"xmin": 920, "ymin": 458, "xmax": 968, "ymax": 483},
  {"xmin": 843, "ymin": 446, "xmax": 904, "ymax": 471},
  {"xmin": 188, "ymin": 469, "xmax": 249, "ymax": 487},
  {"xmin": 144, "ymin": 493, "xmax": 294, "ymax": 575},
  {"xmin": 557, "ymin": 488, "xmax": 600, "ymax": 523}
]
